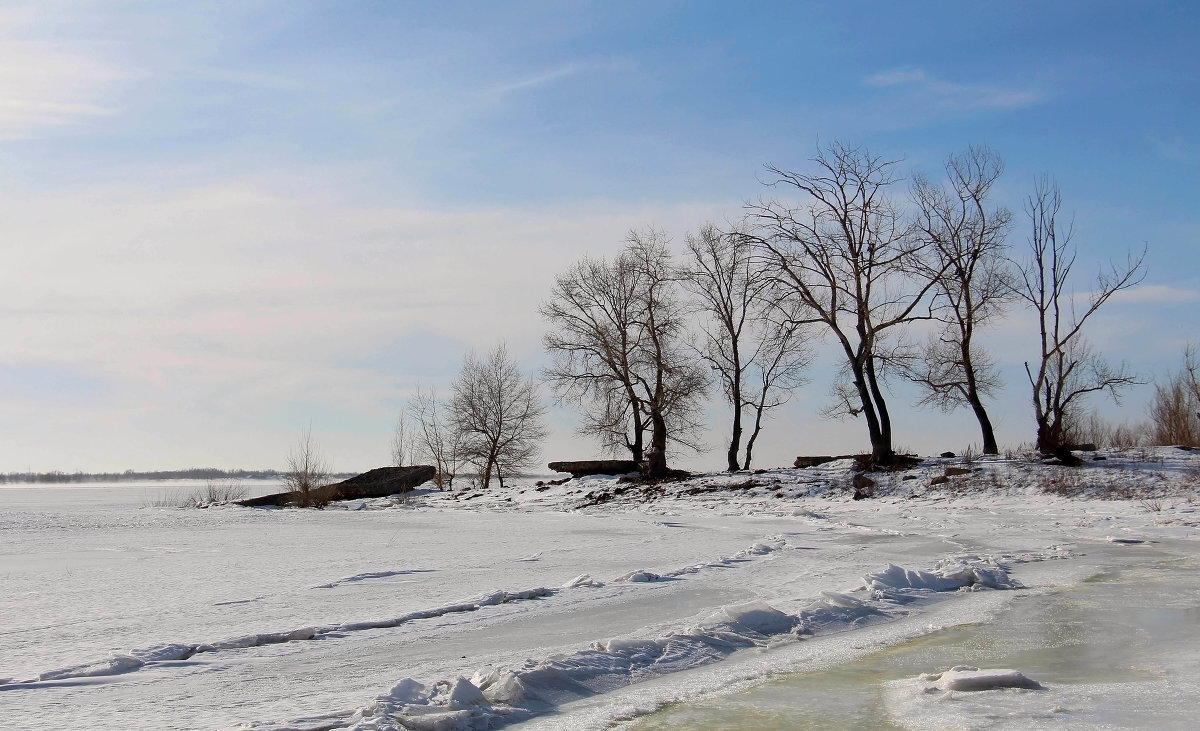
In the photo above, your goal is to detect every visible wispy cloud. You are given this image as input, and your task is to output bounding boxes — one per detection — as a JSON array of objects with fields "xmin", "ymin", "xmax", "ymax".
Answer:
[
  {"xmin": 864, "ymin": 66, "xmax": 1041, "ymax": 110},
  {"xmin": 1112, "ymin": 284, "xmax": 1200, "ymax": 305},
  {"xmin": 488, "ymin": 57, "xmax": 632, "ymax": 97},
  {"xmin": 1148, "ymin": 133, "xmax": 1199, "ymax": 164},
  {"xmin": 0, "ymin": 7, "xmax": 125, "ymax": 139},
  {"xmin": 0, "ymin": 41, "xmax": 122, "ymax": 138}
]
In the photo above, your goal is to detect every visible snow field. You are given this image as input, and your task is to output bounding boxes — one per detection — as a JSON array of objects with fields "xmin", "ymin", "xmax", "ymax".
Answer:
[{"xmin": 1, "ymin": 448, "xmax": 1198, "ymax": 729}]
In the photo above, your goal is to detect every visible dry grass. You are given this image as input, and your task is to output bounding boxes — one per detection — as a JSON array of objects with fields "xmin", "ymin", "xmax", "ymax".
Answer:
[{"xmin": 145, "ymin": 479, "xmax": 249, "ymax": 508}]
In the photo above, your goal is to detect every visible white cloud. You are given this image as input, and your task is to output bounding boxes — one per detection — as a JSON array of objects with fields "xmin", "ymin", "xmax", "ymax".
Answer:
[
  {"xmin": 0, "ymin": 176, "xmax": 730, "ymax": 471},
  {"xmin": 0, "ymin": 9, "xmax": 124, "ymax": 139},
  {"xmin": 864, "ymin": 67, "xmax": 930, "ymax": 87},
  {"xmin": 488, "ymin": 57, "xmax": 632, "ymax": 97},
  {"xmin": 863, "ymin": 66, "xmax": 1041, "ymax": 111},
  {"xmin": 1111, "ymin": 284, "xmax": 1200, "ymax": 305}
]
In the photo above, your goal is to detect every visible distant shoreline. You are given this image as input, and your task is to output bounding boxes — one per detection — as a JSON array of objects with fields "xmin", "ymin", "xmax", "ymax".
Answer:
[{"xmin": 0, "ymin": 468, "xmax": 352, "ymax": 484}]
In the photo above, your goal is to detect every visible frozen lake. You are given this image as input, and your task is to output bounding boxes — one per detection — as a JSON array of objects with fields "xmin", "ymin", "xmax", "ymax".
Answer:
[
  {"xmin": 2, "ymin": 458, "xmax": 1198, "ymax": 730},
  {"xmin": 631, "ymin": 546, "xmax": 1200, "ymax": 730}
]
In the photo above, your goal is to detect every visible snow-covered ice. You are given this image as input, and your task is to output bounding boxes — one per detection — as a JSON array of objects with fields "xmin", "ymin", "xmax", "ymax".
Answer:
[{"xmin": 2, "ymin": 448, "xmax": 1199, "ymax": 729}]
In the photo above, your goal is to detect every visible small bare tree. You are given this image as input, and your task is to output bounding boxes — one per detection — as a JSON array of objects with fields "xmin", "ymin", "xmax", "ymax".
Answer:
[
  {"xmin": 449, "ymin": 343, "xmax": 547, "ymax": 488},
  {"xmin": 681, "ymin": 224, "xmax": 810, "ymax": 471},
  {"xmin": 908, "ymin": 145, "xmax": 1014, "ymax": 454},
  {"xmin": 1149, "ymin": 344, "xmax": 1200, "ymax": 447},
  {"xmin": 748, "ymin": 142, "xmax": 942, "ymax": 466},
  {"xmin": 542, "ymin": 230, "xmax": 708, "ymax": 477},
  {"xmin": 284, "ymin": 425, "xmax": 331, "ymax": 507},
  {"xmin": 1013, "ymin": 179, "xmax": 1145, "ymax": 460},
  {"xmin": 391, "ymin": 411, "xmax": 416, "ymax": 467},
  {"xmin": 407, "ymin": 386, "xmax": 464, "ymax": 489}
]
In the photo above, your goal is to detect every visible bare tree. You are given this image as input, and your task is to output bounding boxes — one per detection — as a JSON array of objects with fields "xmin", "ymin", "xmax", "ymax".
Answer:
[
  {"xmin": 748, "ymin": 142, "xmax": 941, "ymax": 466},
  {"xmin": 407, "ymin": 386, "xmax": 464, "ymax": 489},
  {"xmin": 449, "ymin": 343, "xmax": 547, "ymax": 488},
  {"xmin": 284, "ymin": 425, "xmax": 331, "ymax": 507},
  {"xmin": 681, "ymin": 224, "xmax": 810, "ymax": 471},
  {"xmin": 542, "ymin": 230, "xmax": 708, "ymax": 477},
  {"xmin": 390, "ymin": 411, "xmax": 416, "ymax": 467},
  {"xmin": 1149, "ymin": 344, "xmax": 1200, "ymax": 447},
  {"xmin": 907, "ymin": 145, "xmax": 1014, "ymax": 454},
  {"xmin": 542, "ymin": 251, "xmax": 648, "ymax": 460},
  {"xmin": 1013, "ymin": 179, "xmax": 1145, "ymax": 460}
]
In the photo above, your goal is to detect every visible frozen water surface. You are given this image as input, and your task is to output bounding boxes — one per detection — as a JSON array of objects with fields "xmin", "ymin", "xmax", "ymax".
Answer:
[
  {"xmin": 628, "ymin": 546, "xmax": 1200, "ymax": 730},
  {"xmin": 2, "ymin": 451, "xmax": 1199, "ymax": 730}
]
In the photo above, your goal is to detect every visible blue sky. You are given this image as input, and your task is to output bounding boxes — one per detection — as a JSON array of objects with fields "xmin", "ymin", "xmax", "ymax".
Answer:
[{"xmin": 1, "ymin": 1, "xmax": 1197, "ymax": 471}]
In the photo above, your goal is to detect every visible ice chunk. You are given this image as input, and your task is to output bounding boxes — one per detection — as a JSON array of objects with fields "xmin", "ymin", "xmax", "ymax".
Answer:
[
  {"xmin": 383, "ymin": 677, "xmax": 428, "ymax": 704},
  {"xmin": 865, "ymin": 564, "xmax": 965, "ymax": 593},
  {"xmin": 818, "ymin": 590, "xmax": 868, "ymax": 609},
  {"xmin": 921, "ymin": 665, "xmax": 1044, "ymax": 691},
  {"xmin": 718, "ymin": 602, "xmax": 797, "ymax": 636},
  {"xmin": 444, "ymin": 676, "xmax": 487, "ymax": 710},
  {"xmin": 562, "ymin": 573, "xmax": 604, "ymax": 588},
  {"xmin": 616, "ymin": 570, "xmax": 661, "ymax": 582},
  {"xmin": 471, "ymin": 668, "xmax": 527, "ymax": 704}
]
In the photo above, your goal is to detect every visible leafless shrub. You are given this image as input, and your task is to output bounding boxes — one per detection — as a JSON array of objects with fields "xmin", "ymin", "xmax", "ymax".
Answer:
[
  {"xmin": 1149, "ymin": 345, "xmax": 1200, "ymax": 448},
  {"xmin": 195, "ymin": 479, "xmax": 248, "ymax": 505},
  {"xmin": 1110, "ymin": 421, "xmax": 1150, "ymax": 450},
  {"xmin": 285, "ymin": 425, "xmax": 333, "ymax": 507},
  {"xmin": 1141, "ymin": 498, "xmax": 1163, "ymax": 513},
  {"xmin": 961, "ymin": 443, "xmax": 979, "ymax": 467},
  {"xmin": 144, "ymin": 479, "xmax": 248, "ymax": 508},
  {"xmin": 1039, "ymin": 469, "xmax": 1084, "ymax": 497},
  {"xmin": 1003, "ymin": 442, "xmax": 1038, "ymax": 461}
]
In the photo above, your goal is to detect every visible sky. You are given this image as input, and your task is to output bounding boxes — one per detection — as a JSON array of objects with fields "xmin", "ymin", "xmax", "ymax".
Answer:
[{"xmin": 1, "ymin": 1, "xmax": 1197, "ymax": 473}]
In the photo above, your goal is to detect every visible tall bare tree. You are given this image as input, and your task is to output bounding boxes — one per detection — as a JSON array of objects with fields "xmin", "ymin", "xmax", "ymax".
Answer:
[
  {"xmin": 681, "ymin": 224, "xmax": 810, "ymax": 471},
  {"xmin": 1014, "ymin": 179, "xmax": 1145, "ymax": 460},
  {"xmin": 542, "ymin": 230, "xmax": 707, "ymax": 477},
  {"xmin": 449, "ymin": 343, "xmax": 546, "ymax": 488},
  {"xmin": 406, "ymin": 386, "xmax": 464, "ymax": 489},
  {"xmin": 748, "ymin": 142, "xmax": 941, "ymax": 466},
  {"xmin": 908, "ymin": 145, "xmax": 1014, "ymax": 454}
]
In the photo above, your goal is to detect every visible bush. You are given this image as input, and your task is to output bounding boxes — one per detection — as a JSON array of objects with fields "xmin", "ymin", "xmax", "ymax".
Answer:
[{"xmin": 1149, "ymin": 347, "xmax": 1200, "ymax": 447}]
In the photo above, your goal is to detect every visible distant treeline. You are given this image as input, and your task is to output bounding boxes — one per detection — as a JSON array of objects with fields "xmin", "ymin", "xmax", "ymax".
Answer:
[{"xmin": 0, "ymin": 468, "xmax": 340, "ymax": 484}]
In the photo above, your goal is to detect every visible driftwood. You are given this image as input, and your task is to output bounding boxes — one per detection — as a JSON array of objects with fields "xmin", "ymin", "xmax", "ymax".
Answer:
[
  {"xmin": 238, "ymin": 465, "xmax": 436, "ymax": 507},
  {"xmin": 548, "ymin": 460, "xmax": 640, "ymax": 478}
]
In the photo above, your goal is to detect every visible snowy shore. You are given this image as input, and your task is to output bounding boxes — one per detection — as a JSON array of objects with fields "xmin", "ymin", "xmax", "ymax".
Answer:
[{"xmin": 2, "ymin": 447, "xmax": 1198, "ymax": 730}]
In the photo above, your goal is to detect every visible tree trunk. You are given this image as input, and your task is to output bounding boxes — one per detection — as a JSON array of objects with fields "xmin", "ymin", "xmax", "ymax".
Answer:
[
  {"xmin": 967, "ymin": 391, "xmax": 999, "ymax": 455},
  {"xmin": 645, "ymin": 409, "xmax": 669, "ymax": 478},
  {"xmin": 741, "ymin": 403, "xmax": 767, "ymax": 470},
  {"xmin": 727, "ymin": 344, "xmax": 743, "ymax": 473},
  {"xmin": 852, "ymin": 360, "xmax": 893, "ymax": 467},
  {"xmin": 629, "ymin": 405, "xmax": 645, "ymax": 463},
  {"xmin": 864, "ymin": 358, "xmax": 895, "ymax": 465},
  {"xmin": 727, "ymin": 404, "xmax": 743, "ymax": 472}
]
